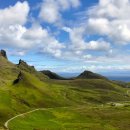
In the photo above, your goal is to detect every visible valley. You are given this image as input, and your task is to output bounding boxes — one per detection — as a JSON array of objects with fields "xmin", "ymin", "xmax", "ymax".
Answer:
[{"xmin": 0, "ymin": 50, "xmax": 130, "ymax": 130}]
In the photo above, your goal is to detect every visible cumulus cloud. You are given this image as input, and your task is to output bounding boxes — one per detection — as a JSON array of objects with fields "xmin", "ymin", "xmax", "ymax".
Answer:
[
  {"xmin": 0, "ymin": 1, "xmax": 65, "ymax": 58},
  {"xmin": 60, "ymin": 0, "xmax": 130, "ymax": 63},
  {"xmin": 86, "ymin": 40, "xmax": 110, "ymax": 51},
  {"xmin": 0, "ymin": 1, "xmax": 29, "ymax": 27},
  {"xmin": 1, "ymin": 0, "xmax": 130, "ymax": 72},
  {"xmin": 39, "ymin": 0, "xmax": 80, "ymax": 24},
  {"xmin": 87, "ymin": 0, "xmax": 130, "ymax": 45},
  {"xmin": 0, "ymin": 23, "xmax": 65, "ymax": 57},
  {"xmin": 63, "ymin": 27, "xmax": 110, "ymax": 52}
]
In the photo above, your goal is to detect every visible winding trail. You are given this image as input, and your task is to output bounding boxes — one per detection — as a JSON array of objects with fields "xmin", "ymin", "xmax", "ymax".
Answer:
[
  {"xmin": 3, "ymin": 105, "xmax": 110, "ymax": 130},
  {"xmin": 4, "ymin": 99, "xmax": 130, "ymax": 130},
  {"xmin": 4, "ymin": 107, "xmax": 68, "ymax": 130},
  {"xmin": 4, "ymin": 108, "xmax": 52, "ymax": 130}
]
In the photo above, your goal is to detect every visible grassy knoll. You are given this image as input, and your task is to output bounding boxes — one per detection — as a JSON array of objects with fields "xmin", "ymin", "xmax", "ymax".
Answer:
[{"xmin": 8, "ymin": 105, "xmax": 130, "ymax": 130}]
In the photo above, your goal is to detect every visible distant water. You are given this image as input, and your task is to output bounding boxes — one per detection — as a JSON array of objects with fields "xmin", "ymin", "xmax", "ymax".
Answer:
[{"xmin": 107, "ymin": 76, "xmax": 130, "ymax": 82}]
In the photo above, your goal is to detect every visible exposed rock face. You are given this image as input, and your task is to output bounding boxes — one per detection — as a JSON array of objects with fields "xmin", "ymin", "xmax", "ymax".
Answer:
[
  {"xmin": 13, "ymin": 71, "xmax": 23, "ymax": 84},
  {"xmin": 18, "ymin": 59, "xmax": 27, "ymax": 65},
  {"xmin": 77, "ymin": 70, "xmax": 107, "ymax": 80},
  {"xmin": 17, "ymin": 59, "xmax": 36, "ymax": 72},
  {"xmin": 0, "ymin": 50, "xmax": 8, "ymax": 59}
]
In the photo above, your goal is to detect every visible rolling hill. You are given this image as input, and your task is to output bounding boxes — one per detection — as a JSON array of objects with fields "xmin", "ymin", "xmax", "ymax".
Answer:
[{"xmin": 0, "ymin": 49, "xmax": 130, "ymax": 130}]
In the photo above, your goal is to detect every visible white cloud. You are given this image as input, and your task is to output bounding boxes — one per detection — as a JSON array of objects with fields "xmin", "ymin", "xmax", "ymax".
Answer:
[
  {"xmin": 0, "ymin": 23, "xmax": 65, "ymax": 57},
  {"xmin": 41, "ymin": 64, "xmax": 130, "ymax": 73},
  {"xmin": 63, "ymin": 27, "xmax": 86, "ymax": 50},
  {"xmin": 0, "ymin": 1, "xmax": 65, "ymax": 58},
  {"xmin": 0, "ymin": 1, "xmax": 29, "ymax": 27},
  {"xmin": 87, "ymin": 0, "xmax": 130, "ymax": 45},
  {"xmin": 39, "ymin": 0, "xmax": 80, "ymax": 24},
  {"xmin": 1, "ymin": 0, "xmax": 130, "ymax": 71},
  {"xmin": 83, "ymin": 54, "xmax": 92, "ymax": 59},
  {"xmin": 87, "ymin": 18, "xmax": 110, "ymax": 35},
  {"xmin": 39, "ymin": 0, "xmax": 61, "ymax": 24},
  {"xmin": 63, "ymin": 27, "xmax": 110, "ymax": 52},
  {"xmin": 0, "ymin": 25, "xmax": 29, "ymax": 48},
  {"xmin": 86, "ymin": 40, "xmax": 110, "ymax": 51}
]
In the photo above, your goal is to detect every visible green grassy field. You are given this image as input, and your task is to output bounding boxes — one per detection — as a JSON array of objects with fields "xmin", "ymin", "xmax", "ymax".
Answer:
[
  {"xmin": 1, "ymin": 72, "xmax": 130, "ymax": 126},
  {"xmin": 1, "ymin": 56, "xmax": 130, "ymax": 130},
  {"xmin": 1, "ymin": 71, "xmax": 130, "ymax": 128},
  {"xmin": 8, "ymin": 105, "xmax": 130, "ymax": 130}
]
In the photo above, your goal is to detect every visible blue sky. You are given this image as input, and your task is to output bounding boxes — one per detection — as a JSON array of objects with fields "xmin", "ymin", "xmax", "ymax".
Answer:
[{"xmin": 0, "ymin": 0, "xmax": 130, "ymax": 75}]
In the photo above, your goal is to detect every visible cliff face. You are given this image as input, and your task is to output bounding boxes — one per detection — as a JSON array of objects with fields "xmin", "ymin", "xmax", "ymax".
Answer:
[{"xmin": 0, "ymin": 50, "xmax": 8, "ymax": 59}]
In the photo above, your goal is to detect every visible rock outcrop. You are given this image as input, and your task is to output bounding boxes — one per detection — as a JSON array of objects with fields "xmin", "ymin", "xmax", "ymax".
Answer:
[
  {"xmin": 13, "ymin": 71, "xmax": 23, "ymax": 84},
  {"xmin": 18, "ymin": 59, "xmax": 27, "ymax": 66},
  {"xmin": 0, "ymin": 50, "xmax": 8, "ymax": 59}
]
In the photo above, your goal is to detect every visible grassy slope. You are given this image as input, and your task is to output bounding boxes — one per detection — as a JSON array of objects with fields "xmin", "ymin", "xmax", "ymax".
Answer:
[
  {"xmin": 1, "ymin": 72, "xmax": 130, "ymax": 127},
  {"xmin": 17, "ymin": 61, "xmax": 49, "ymax": 81},
  {"xmin": 9, "ymin": 105, "xmax": 130, "ymax": 130},
  {"xmin": 0, "ymin": 57, "xmax": 19, "ymax": 86},
  {"xmin": 0, "ymin": 72, "xmax": 130, "ymax": 124},
  {"xmin": 1, "ymin": 56, "xmax": 130, "ymax": 129},
  {"xmin": 0, "ymin": 72, "xmax": 129, "ymax": 125}
]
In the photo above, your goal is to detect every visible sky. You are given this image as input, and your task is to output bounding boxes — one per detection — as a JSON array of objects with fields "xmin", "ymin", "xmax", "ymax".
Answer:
[{"xmin": 0, "ymin": 0, "xmax": 130, "ymax": 75}]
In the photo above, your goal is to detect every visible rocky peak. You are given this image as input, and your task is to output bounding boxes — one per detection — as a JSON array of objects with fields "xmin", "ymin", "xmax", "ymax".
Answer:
[
  {"xmin": 0, "ymin": 50, "xmax": 8, "ymax": 59},
  {"xmin": 18, "ymin": 59, "xmax": 27, "ymax": 65},
  {"xmin": 18, "ymin": 59, "xmax": 36, "ymax": 73}
]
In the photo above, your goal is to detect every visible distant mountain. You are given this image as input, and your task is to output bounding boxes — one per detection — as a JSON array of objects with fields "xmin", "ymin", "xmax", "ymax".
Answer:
[
  {"xmin": 77, "ymin": 70, "xmax": 108, "ymax": 80},
  {"xmin": 40, "ymin": 70, "xmax": 67, "ymax": 80},
  {"xmin": 41, "ymin": 70, "xmax": 109, "ymax": 80}
]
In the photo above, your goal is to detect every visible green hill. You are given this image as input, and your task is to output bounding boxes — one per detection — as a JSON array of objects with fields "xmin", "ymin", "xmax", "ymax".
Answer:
[
  {"xmin": 77, "ymin": 70, "xmax": 108, "ymax": 80},
  {"xmin": 40, "ymin": 70, "xmax": 67, "ymax": 80},
  {"xmin": 0, "ymin": 54, "xmax": 19, "ymax": 87},
  {"xmin": 0, "ymin": 50, "xmax": 130, "ymax": 129}
]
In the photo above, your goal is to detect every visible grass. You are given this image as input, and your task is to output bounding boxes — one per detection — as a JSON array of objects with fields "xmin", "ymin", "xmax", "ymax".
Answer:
[
  {"xmin": 1, "ymin": 57, "xmax": 130, "ymax": 129},
  {"xmin": 8, "ymin": 105, "xmax": 130, "ymax": 130},
  {"xmin": 0, "ymin": 70, "xmax": 130, "ymax": 127}
]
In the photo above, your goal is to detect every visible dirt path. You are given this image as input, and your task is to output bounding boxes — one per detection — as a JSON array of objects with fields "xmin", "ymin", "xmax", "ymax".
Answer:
[
  {"xmin": 4, "ymin": 108, "xmax": 49, "ymax": 130},
  {"xmin": 4, "ymin": 107, "xmax": 67, "ymax": 130},
  {"xmin": 4, "ymin": 101, "xmax": 130, "ymax": 130}
]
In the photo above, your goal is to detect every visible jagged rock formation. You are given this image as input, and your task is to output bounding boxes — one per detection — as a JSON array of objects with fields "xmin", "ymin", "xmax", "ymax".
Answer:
[
  {"xmin": 77, "ymin": 70, "xmax": 107, "ymax": 80},
  {"xmin": 13, "ymin": 71, "xmax": 23, "ymax": 84},
  {"xmin": 18, "ymin": 59, "xmax": 27, "ymax": 65},
  {"xmin": 40, "ymin": 70, "xmax": 67, "ymax": 80},
  {"xmin": 0, "ymin": 49, "xmax": 8, "ymax": 59},
  {"xmin": 17, "ymin": 59, "xmax": 36, "ymax": 72},
  {"xmin": 17, "ymin": 59, "xmax": 48, "ymax": 81}
]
